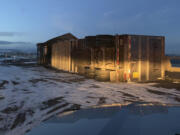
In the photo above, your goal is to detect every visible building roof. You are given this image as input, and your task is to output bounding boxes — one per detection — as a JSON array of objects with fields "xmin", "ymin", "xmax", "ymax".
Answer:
[
  {"xmin": 37, "ymin": 33, "xmax": 78, "ymax": 46},
  {"xmin": 37, "ymin": 33, "xmax": 165, "ymax": 47},
  {"xmin": 119, "ymin": 34, "xmax": 164, "ymax": 38}
]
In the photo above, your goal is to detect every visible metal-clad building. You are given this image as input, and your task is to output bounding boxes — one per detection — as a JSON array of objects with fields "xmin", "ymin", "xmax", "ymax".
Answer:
[
  {"xmin": 37, "ymin": 33, "xmax": 77, "ymax": 69},
  {"xmin": 37, "ymin": 33, "xmax": 165, "ymax": 82}
]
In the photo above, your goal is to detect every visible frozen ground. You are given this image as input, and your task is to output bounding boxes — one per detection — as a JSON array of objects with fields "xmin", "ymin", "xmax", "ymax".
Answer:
[{"xmin": 0, "ymin": 64, "xmax": 180, "ymax": 135}]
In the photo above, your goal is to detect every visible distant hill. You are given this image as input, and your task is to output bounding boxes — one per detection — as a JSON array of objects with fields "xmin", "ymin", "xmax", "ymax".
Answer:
[{"xmin": 0, "ymin": 41, "xmax": 36, "ymax": 53}]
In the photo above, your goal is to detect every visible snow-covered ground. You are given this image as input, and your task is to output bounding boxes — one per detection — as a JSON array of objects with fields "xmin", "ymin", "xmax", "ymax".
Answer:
[{"xmin": 0, "ymin": 64, "xmax": 180, "ymax": 135}]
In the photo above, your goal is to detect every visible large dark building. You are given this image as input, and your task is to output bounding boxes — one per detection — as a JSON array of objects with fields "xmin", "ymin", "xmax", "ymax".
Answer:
[{"xmin": 37, "ymin": 33, "xmax": 165, "ymax": 82}]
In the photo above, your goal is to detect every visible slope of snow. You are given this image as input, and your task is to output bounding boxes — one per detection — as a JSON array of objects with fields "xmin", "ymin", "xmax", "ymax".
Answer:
[{"xmin": 0, "ymin": 65, "xmax": 180, "ymax": 135}]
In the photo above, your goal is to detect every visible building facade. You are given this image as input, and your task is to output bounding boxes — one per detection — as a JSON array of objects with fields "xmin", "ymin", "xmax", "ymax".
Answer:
[{"xmin": 37, "ymin": 33, "xmax": 165, "ymax": 82}]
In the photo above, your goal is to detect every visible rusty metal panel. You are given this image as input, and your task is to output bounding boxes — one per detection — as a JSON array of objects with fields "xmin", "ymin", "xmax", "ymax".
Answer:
[
  {"xmin": 141, "ymin": 37, "xmax": 148, "ymax": 81},
  {"xmin": 94, "ymin": 48, "xmax": 103, "ymax": 67},
  {"xmin": 130, "ymin": 36, "xmax": 139, "ymax": 81},
  {"xmin": 96, "ymin": 35, "xmax": 115, "ymax": 48},
  {"xmin": 149, "ymin": 38, "xmax": 162, "ymax": 80},
  {"xmin": 85, "ymin": 36, "xmax": 96, "ymax": 47},
  {"xmin": 126, "ymin": 35, "xmax": 165, "ymax": 82},
  {"xmin": 118, "ymin": 37, "xmax": 125, "ymax": 68},
  {"xmin": 141, "ymin": 37, "xmax": 148, "ymax": 60},
  {"xmin": 51, "ymin": 41, "xmax": 71, "ymax": 71},
  {"xmin": 71, "ymin": 39, "xmax": 91, "ymax": 67},
  {"xmin": 131, "ymin": 36, "xmax": 139, "ymax": 61},
  {"xmin": 104, "ymin": 48, "xmax": 115, "ymax": 68},
  {"xmin": 85, "ymin": 35, "xmax": 115, "ymax": 48}
]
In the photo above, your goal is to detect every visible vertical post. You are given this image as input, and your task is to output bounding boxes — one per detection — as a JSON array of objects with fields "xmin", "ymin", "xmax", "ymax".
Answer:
[
  {"xmin": 146, "ymin": 37, "xmax": 150, "ymax": 81},
  {"xmin": 138, "ymin": 37, "xmax": 142, "ymax": 81},
  {"xmin": 91, "ymin": 48, "xmax": 94, "ymax": 68},
  {"xmin": 71, "ymin": 41, "xmax": 76, "ymax": 72},
  {"xmin": 51, "ymin": 45, "xmax": 53, "ymax": 67},
  {"xmin": 127, "ymin": 36, "xmax": 131, "ymax": 82},
  {"xmin": 161, "ymin": 37, "xmax": 165, "ymax": 79},
  {"xmin": 69, "ymin": 41, "xmax": 72, "ymax": 72},
  {"xmin": 116, "ymin": 36, "xmax": 120, "ymax": 82},
  {"xmin": 102, "ymin": 47, "xmax": 106, "ymax": 69}
]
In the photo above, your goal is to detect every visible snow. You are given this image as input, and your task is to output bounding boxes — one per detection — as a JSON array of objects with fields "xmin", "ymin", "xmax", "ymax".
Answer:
[{"xmin": 0, "ymin": 65, "xmax": 180, "ymax": 135}]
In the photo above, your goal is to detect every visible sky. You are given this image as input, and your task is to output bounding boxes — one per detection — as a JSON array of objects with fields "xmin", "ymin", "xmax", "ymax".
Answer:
[{"xmin": 0, "ymin": 0, "xmax": 179, "ymax": 54}]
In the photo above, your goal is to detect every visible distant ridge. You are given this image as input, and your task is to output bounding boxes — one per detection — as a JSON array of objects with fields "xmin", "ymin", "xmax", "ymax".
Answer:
[
  {"xmin": 0, "ymin": 41, "xmax": 36, "ymax": 53},
  {"xmin": 0, "ymin": 41, "xmax": 31, "ymax": 45}
]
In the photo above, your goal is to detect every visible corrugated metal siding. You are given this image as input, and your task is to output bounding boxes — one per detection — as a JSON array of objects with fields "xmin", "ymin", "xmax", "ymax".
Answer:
[
  {"xmin": 51, "ymin": 41, "xmax": 71, "ymax": 71},
  {"xmin": 71, "ymin": 40, "xmax": 91, "ymax": 72},
  {"xmin": 149, "ymin": 38, "xmax": 162, "ymax": 80},
  {"xmin": 129, "ymin": 35, "xmax": 164, "ymax": 81},
  {"xmin": 38, "ymin": 34, "xmax": 165, "ymax": 82}
]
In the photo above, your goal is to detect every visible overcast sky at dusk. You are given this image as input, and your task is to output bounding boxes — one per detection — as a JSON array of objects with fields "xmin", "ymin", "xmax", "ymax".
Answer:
[{"xmin": 0, "ymin": 0, "xmax": 179, "ymax": 54}]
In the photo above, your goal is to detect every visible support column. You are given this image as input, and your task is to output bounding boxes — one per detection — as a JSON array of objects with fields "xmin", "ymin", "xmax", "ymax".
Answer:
[
  {"xmin": 115, "ymin": 36, "xmax": 120, "ymax": 82},
  {"xmin": 91, "ymin": 48, "xmax": 94, "ymax": 68},
  {"xmin": 161, "ymin": 37, "xmax": 165, "ymax": 79},
  {"xmin": 127, "ymin": 36, "xmax": 131, "ymax": 82},
  {"xmin": 69, "ymin": 41, "xmax": 72, "ymax": 72},
  {"xmin": 138, "ymin": 37, "xmax": 142, "ymax": 81},
  {"xmin": 146, "ymin": 37, "xmax": 150, "ymax": 81},
  {"xmin": 102, "ymin": 47, "xmax": 106, "ymax": 70}
]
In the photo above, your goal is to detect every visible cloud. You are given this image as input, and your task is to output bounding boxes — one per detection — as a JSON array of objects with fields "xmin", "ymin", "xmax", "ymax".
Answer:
[{"xmin": 0, "ymin": 32, "xmax": 24, "ymax": 37}]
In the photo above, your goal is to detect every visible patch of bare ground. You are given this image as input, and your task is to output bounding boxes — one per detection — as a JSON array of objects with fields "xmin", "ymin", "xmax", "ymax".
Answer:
[
  {"xmin": 45, "ymin": 77, "xmax": 85, "ymax": 84},
  {"xmin": 0, "ymin": 80, "xmax": 9, "ymax": 89},
  {"xmin": 98, "ymin": 97, "xmax": 106, "ymax": 105},
  {"xmin": 117, "ymin": 91, "xmax": 141, "ymax": 103},
  {"xmin": 11, "ymin": 81, "xmax": 19, "ymax": 85},
  {"xmin": 149, "ymin": 80, "xmax": 180, "ymax": 91},
  {"xmin": 68, "ymin": 78, "xmax": 85, "ymax": 83},
  {"xmin": 0, "ymin": 116, "xmax": 3, "ymax": 121},
  {"xmin": 146, "ymin": 89, "xmax": 172, "ymax": 96},
  {"xmin": 11, "ymin": 113, "xmax": 26, "ymax": 129},
  {"xmin": 1, "ymin": 106, "xmax": 20, "ymax": 114},
  {"xmin": 45, "ymin": 78, "xmax": 72, "ymax": 84},
  {"xmin": 117, "ymin": 91, "xmax": 138, "ymax": 98},
  {"xmin": 0, "ymin": 96, "xmax": 4, "ymax": 100},
  {"xmin": 42, "ymin": 104, "xmax": 81, "ymax": 123},
  {"xmin": 87, "ymin": 96, "xmax": 107, "ymax": 105},
  {"xmin": 29, "ymin": 79, "xmax": 47, "ymax": 84},
  {"xmin": 46, "ymin": 103, "xmax": 69, "ymax": 114},
  {"xmin": 123, "ymin": 92, "xmax": 137, "ymax": 98},
  {"xmin": 174, "ymin": 97, "xmax": 180, "ymax": 102},
  {"xmin": 87, "ymin": 96, "xmax": 97, "ymax": 99},
  {"xmin": 40, "ymin": 97, "xmax": 64, "ymax": 110},
  {"xmin": 89, "ymin": 84, "xmax": 100, "ymax": 88},
  {"xmin": 10, "ymin": 109, "xmax": 34, "ymax": 129},
  {"xmin": 21, "ymin": 89, "xmax": 34, "ymax": 94},
  {"xmin": 61, "ymin": 104, "xmax": 81, "ymax": 113},
  {"xmin": 124, "ymin": 99, "xmax": 137, "ymax": 103},
  {"xmin": 146, "ymin": 88, "xmax": 180, "ymax": 103},
  {"xmin": 1, "ymin": 101, "xmax": 24, "ymax": 114}
]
